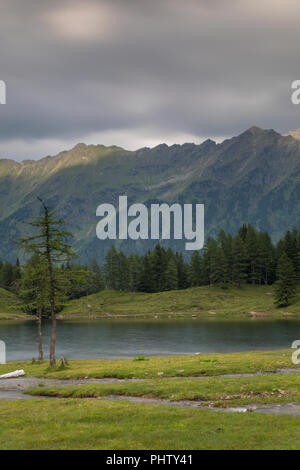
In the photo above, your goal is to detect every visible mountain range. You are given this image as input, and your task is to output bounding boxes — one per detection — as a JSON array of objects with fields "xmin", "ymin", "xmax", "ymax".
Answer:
[{"xmin": 1, "ymin": 126, "xmax": 300, "ymax": 263}]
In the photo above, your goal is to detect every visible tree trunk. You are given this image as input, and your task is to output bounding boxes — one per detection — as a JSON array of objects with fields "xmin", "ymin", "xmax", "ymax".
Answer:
[
  {"xmin": 43, "ymin": 202, "xmax": 56, "ymax": 367},
  {"xmin": 48, "ymin": 259, "xmax": 56, "ymax": 366},
  {"xmin": 37, "ymin": 306, "xmax": 43, "ymax": 361},
  {"xmin": 49, "ymin": 298, "xmax": 56, "ymax": 366}
]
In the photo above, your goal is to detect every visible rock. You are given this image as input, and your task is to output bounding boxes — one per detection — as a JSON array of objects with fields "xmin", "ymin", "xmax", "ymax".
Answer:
[{"xmin": 0, "ymin": 369, "xmax": 25, "ymax": 379}]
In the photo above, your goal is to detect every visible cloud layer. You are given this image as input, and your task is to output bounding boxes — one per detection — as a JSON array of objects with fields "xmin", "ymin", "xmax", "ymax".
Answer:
[{"xmin": 1, "ymin": 0, "xmax": 300, "ymax": 159}]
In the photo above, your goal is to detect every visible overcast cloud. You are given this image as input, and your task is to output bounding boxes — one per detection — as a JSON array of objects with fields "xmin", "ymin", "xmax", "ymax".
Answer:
[{"xmin": 1, "ymin": 0, "xmax": 300, "ymax": 160}]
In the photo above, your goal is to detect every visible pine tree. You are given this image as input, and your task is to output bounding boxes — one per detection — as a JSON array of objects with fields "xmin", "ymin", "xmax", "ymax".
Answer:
[
  {"xmin": 18, "ymin": 198, "xmax": 76, "ymax": 366},
  {"xmin": 104, "ymin": 246, "xmax": 120, "ymax": 290},
  {"xmin": 284, "ymin": 230, "xmax": 298, "ymax": 271},
  {"xmin": 127, "ymin": 254, "xmax": 141, "ymax": 292},
  {"xmin": 1, "ymin": 262, "xmax": 13, "ymax": 289},
  {"xmin": 138, "ymin": 252, "xmax": 154, "ymax": 292},
  {"xmin": 232, "ymin": 235, "xmax": 248, "ymax": 287},
  {"xmin": 119, "ymin": 251, "xmax": 129, "ymax": 291},
  {"xmin": 164, "ymin": 257, "xmax": 178, "ymax": 290},
  {"xmin": 274, "ymin": 253, "xmax": 296, "ymax": 307},
  {"xmin": 209, "ymin": 245, "xmax": 225, "ymax": 285},
  {"xmin": 19, "ymin": 254, "xmax": 48, "ymax": 360},
  {"xmin": 203, "ymin": 238, "xmax": 224, "ymax": 286},
  {"xmin": 245, "ymin": 225, "xmax": 260, "ymax": 285},
  {"xmin": 258, "ymin": 232, "xmax": 275, "ymax": 285},
  {"xmin": 89, "ymin": 258, "xmax": 104, "ymax": 293},
  {"xmin": 176, "ymin": 252, "xmax": 189, "ymax": 289},
  {"xmin": 189, "ymin": 251, "xmax": 202, "ymax": 286},
  {"xmin": 150, "ymin": 244, "xmax": 167, "ymax": 292},
  {"xmin": 217, "ymin": 230, "xmax": 233, "ymax": 284},
  {"xmin": 295, "ymin": 229, "xmax": 300, "ymax": 282}
]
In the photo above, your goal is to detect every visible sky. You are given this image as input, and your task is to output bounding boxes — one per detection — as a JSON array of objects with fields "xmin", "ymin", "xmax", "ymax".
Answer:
[{"xmin": 1, "ymin": 0, "xmax": 300, "ymax": 160}]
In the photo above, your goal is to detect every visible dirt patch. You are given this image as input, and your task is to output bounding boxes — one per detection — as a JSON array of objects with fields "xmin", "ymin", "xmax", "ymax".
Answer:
[
  {"xmin": 282, "ymin": 312, "xmax": 294, "ymax": 317},
  {"xmin": 249, "ymin": 311, "xmax": 269, "ymax": 317}
]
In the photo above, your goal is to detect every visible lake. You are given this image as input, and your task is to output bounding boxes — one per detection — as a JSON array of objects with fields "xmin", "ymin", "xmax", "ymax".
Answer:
[{"xmin": 0, "ymin": 319, "xmax": 300, "ymax": 361}]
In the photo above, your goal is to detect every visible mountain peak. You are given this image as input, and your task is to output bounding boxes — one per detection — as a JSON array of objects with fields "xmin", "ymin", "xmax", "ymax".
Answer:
[
  {"xmin": 239, "ymin": 126, "xmax": 281, "ymax": 141},
  {"xmin": 245, "ymin": 126, "xmax": 275, "ymax": 135},
  {"xmin": 285, "ymin": 128, "xmax": 300, "ymax": 141},
  {"xmin": 248, "ymin": 125, "xmax": 263, "ymax": 133},
  {"xmin": 72, "ymin": 143, "xmax": 87, "ymax": 150}
]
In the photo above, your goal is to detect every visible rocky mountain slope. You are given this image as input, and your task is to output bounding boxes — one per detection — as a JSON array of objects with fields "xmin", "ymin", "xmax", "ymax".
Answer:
[{"xmin": 1, "ymin": 126, "xmax": 300, "ymax": 262}]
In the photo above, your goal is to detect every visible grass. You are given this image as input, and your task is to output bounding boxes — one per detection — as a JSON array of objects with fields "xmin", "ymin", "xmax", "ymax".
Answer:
[
  {"xmin": 0, "ymin": 399, "xmax": 300, "ymax": 449},
  {"xmin": 2, "ymin": 350, "xmax": 300, "ymax": 450},
  {"xmin": 26, "ymin": 373, "xmax": 300, "ymax": 408},
  {"xmin": 2, "ymin": 284, "xmax": 300, "ymax": 321},
  {"xmin": 0, "ymin": 349, "xmax": 298, "ymax": 379},
  {"xmin": 0, "ymin": 287, "xmax": 28, "ymax": 320},
  {"xmin": 59, "ymin": 285, "xmax": 300, "ymax": 320}
]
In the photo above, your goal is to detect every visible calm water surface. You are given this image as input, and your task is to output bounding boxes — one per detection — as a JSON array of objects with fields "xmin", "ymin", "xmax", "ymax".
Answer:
[{"xmin": 0, "ymin": 319, "xmax": 300, "ymax": 361}]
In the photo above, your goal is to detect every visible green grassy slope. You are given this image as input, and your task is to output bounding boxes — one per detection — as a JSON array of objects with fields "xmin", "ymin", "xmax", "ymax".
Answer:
[
  {"xmin": 0, "ymin": 284, "xmax": 299, "ymax": 321},
  {"xmin": 0, "ymin": 287, "xmax": 27, "ymax": 320},
  {"xmin": 59, "ymin": 285, "xmax": 299, "ymax": 319}
]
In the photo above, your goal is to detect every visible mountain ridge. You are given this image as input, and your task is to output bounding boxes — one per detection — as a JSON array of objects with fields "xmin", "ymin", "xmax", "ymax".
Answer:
[{"xmin": 1, "ymin": 126, "xmax": 300, "ymax": 263}]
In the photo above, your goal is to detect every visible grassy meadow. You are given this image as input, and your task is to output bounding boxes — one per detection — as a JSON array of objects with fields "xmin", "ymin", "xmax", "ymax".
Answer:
[
  {"xmin": 0, "ymin": 350, "xmax": 299, "ymax": 449},
  {"xmin": 0, "ymin": 349, "xmax": 297, "ymax": 379},
  {"xmin": 26, "ymin": 372, "xmax": 300, "ymax": 408},
  {"xmin": 1, "ymin": 284, "xmax": 300, "ymax": 321},
  {"xmin": 1, "ymin": 398, "xmax": 300, "ymax": 450},
  {"xmin": 58, "ymin": 285, "xmax": 300, "ymax": 320}
]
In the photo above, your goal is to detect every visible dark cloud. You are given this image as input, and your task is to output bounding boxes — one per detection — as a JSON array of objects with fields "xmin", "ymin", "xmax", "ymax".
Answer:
[{"xmin": 0, "ymin": 0, "xmax": 300, "ymax": 159}]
